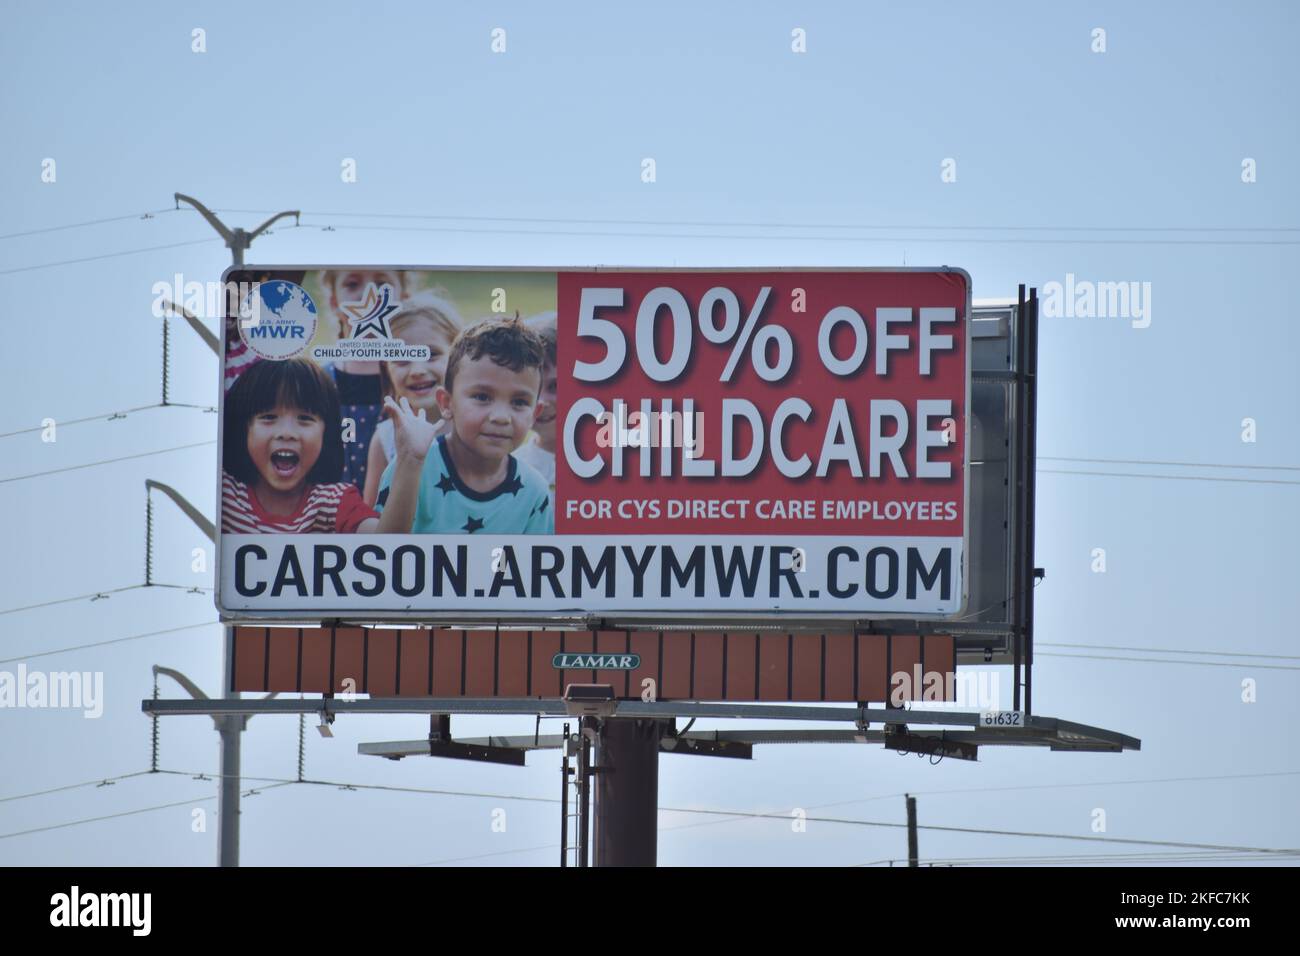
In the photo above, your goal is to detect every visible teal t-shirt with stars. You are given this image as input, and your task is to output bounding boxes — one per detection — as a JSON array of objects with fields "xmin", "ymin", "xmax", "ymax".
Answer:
[{"xmin": 375, "ymin": 435, "xmax": 554, "ymax": 534}]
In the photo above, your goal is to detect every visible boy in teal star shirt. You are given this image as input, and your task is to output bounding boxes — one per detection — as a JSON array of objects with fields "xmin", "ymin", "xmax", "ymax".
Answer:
[{"xmin": 375, "ymin": 315, "xmax": 554, "ymax": 534}]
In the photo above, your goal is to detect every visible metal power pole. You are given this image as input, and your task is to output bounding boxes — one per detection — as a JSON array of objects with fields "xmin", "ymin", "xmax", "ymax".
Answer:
[
  {"xmin": 906, "ymin": 794, "xmax": 919, "ymax": 867},
  {"xmin": 173, "ymin": 193, "xmax": 299, "ymax": 268},
  {"xmin": 592, "ymin": 718, "xmax": 661, "ymax": 867},
  {"xmin": 154, "ymin": 197, "xmax": 296, "ymax": 866}
]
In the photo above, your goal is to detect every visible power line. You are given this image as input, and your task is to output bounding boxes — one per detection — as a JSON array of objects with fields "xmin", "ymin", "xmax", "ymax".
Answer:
[
  {"xmin": 859, "ymin": 848, "xmax": 1300, "ymax": 867},
  {"xmin": 654, "ymin": 806, "xmax": 1296, "ymax": 854},
  {"xmin": 1036, "ymin": 651, "xmax": 1300, "ymax": 671},
  {"xmin": 305, "ymin": 221, "xmax": 1300, "ymax": 247},
  {"xmin": 0, "ymin": 238, "xmax": 224, "ymax": 276},
  {"xmin": 215, "ymin": 207, "xmax": 1300, "ymax": 234},
  {"xmin": 0, "ymin": 403, "xmax": 212, "ymax": 440},
  {"xmin": 0, "ymin": 208, "xmax": 178, "ymax": 241},
  {"xmin": 0, "ymin": 771, "xmax": 156, "ymax": 804},
  {"xmin": 0, "ymin": 584, "xmax": 208, "ymax": 618},
  {"xmin": 0, "ymin": 782, "xmax": 293, "ymax": 842},
  {"xmin": 1040, "ymin": 455, "xmax": 1300, "ymax": 473},
  {"xmin": 1038, "ymin": 468, "xmax": 1300, "ymax": 486},
  {"xmin": 0, "ymin": 439, "xmax": 216, "ymax": 484},
  {"xmin": 1040, "ymin": 641, "xmax": 1300, "ymax": 661},
  {"xmin": 0, "ymin": 620, "xmax": 217, "ymax": 664}
]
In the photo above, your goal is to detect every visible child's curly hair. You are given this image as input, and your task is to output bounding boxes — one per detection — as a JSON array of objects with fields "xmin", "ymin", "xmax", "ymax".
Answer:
[{"xmin": 444, "ymin": 314, "xmax": 546, "ymax": 395}]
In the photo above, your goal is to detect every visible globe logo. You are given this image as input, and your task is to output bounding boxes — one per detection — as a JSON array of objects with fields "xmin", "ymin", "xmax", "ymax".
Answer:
[{"xmin": 237, "ymin": 280, "xmax": 318, "ymax": 360}]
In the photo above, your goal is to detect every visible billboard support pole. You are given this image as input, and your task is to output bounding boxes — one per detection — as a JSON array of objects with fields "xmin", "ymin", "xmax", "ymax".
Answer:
[
  {"xmin": 592, "ymin": 717, "xmax": 661, "ymax": 867},
  {"xmin": 1024, "ymin": 288, "xmax": 1039, "ymax": 717},
  {"xmin": 169, "ymin": 191, "xmax": 297, "ymax": 866},
  {"xmin": 219, "ymin": 628, "xmax": 240, "ymax": 868},
  {"xmin": 906, "ymin": 794, "xmax": 919, "ymax": 867},
  {"xmin": 1013, "ymin": 285, "xmax": 1026, "ymax": 713}
]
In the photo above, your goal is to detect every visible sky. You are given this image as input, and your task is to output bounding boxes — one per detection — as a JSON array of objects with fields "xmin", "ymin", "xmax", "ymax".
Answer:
[{"xmin": 1, "ymin": 0, "xmax": 1297, "ymax": 867}]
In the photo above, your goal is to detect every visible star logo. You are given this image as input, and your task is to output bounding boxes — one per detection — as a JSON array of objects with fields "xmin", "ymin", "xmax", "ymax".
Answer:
[
  {"xmin": 503, "ymin": 474, "xmax": 524, "ymax": 497},
  {"xmin": 462, "ymin": 516, "xmax": 485, "ymax": 533},
  {"xmin": 341, "ymin": 283, "xmax": 401, "ymax": 340},
  {"xmin": 435, "ymin": 474, "xmax": 456, "ymax": 495}
]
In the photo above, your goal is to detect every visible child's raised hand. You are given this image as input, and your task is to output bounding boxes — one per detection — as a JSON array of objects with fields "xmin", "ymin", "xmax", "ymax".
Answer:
[{"xmin": 384, "ymin": 395, "xmax": 444, "ymax": 462}]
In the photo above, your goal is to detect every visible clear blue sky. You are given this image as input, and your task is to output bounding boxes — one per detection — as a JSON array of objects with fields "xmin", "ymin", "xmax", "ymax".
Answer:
[{"xmin": 1, "ymin": 0, "xmax": 1297, "ymax": 866}]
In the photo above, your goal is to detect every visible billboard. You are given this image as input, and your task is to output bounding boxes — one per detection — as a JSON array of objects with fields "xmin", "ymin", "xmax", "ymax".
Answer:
[{"xmin": 216, "ymin": 267, "xmax": 971, "ymax": 625}]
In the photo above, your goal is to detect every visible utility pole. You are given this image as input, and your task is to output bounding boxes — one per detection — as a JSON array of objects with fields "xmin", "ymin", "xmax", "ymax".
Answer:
[
  {"xmin": 173, "ymin": 193, "xmax": 299, "ymax": 267},
  {"xmin": 906, "ymin": 794, "xmax": 919, "ymax": 867},
  {"xmin": 592, "ymin": 718, "xmax": 662, "ymax": 867},
  {"xmin": 161, "ymin": 193, "xmax": 298, "ymax": 866}
]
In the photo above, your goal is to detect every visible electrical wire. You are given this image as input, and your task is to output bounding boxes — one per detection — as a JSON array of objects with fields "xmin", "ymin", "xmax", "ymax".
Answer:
[
  {"xmin": 0, "ymin": 771, "xmax": 156, "ymax": 804},
  {"xmin": 1037, "ymin": 468, "xmax": 1300, "ymax": 486},
  {"xmin": 0, "ymin": 584, "xmax": 209, "ymax": 618},
  {"xmin": 0, "ymin": 403, "xmax": 210, "ymax": 440},
  {"xmin": 0, "ymin": 208, "xmax": 178, "ymax": 241},
  {"xmin": 303, "ymin": 221, "xmax": 1300, "ymax": 247},
  {"xmin": 1040, "ymin": 455, "xmax": 1300, "ymax": 473},
  {"xmin": 0, "ymin": 439, "xmax": 216, "ymax": 484},
  {"xmin": 1036, "ymin": 651, "xmax": 1300, "ymax": 671},
  {"xmin": 1039, "ymin": 641, "xmax": 1300, "ymax": 661},
  {"xmin": 215, "ymin": 206, "xmax": 1300, "ymax": 235},
  {"xmin": 0, "ymin": 238, "xmax": 224, "ymax": 276},
  {"xmin": 0, "ymin": 620, "xmax": 218, "ymax": 663},
  {"xmin": 0, "ymin": 782, "xmax": 293, "ymax": 841}
]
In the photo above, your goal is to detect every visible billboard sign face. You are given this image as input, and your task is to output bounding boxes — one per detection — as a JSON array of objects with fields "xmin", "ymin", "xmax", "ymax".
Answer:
[{"xmin": 217, "ymin": 267, "xmax": 970, "ymax": 625}]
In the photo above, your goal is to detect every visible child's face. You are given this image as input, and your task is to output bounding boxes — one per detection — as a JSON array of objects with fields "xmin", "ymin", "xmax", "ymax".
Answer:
[
  {"xmin": 533, "ymin": 358, "xmax": 558, "ymax": 445},
  {"xmin": 246, "ymin": 405, "xmax": 325, "ymax": 493},
  {"xmin": 436, "ymin": 356, "xmax": 541, "ymax": 463},
  {"xmin": 387, "ymin": 324, "xmax": 453, "ymax": 413}
]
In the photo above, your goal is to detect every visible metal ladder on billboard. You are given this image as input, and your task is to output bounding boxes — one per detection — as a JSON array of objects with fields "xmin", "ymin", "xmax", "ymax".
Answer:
[{"xmin": 560, "ymin": 720, "xmax": 594, "ymax": 867}]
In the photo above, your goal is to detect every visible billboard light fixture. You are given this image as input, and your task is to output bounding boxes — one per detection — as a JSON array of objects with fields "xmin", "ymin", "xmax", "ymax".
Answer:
[{"xmin": 563, "ymin": 684, "xmax": 617, "ymax": 717}]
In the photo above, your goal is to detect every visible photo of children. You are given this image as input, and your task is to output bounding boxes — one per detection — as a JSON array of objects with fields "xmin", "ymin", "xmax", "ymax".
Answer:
[
  {"xmin": 314, "ymin": 268, "xmax": 411, "ymax": 492},
  {"xmin": 374, "ymin": 314, "xmax": 555, "ymax": 535},
  {"xmin": 220, "ymin": 357, "xmax": 426, "ymax": 535},
  {"xmin": 362, "ymin": 292, "xmax": 464, "ymax": 506},
  {"xmin": 515, "ymin": 312, "xmax": 558, "ymax": 508}
]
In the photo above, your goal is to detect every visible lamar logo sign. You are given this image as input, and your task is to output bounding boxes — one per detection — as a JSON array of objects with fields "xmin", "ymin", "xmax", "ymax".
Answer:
[{"xmin": 552, "ymin": 652, "xmax": 640, "ymax": 670}]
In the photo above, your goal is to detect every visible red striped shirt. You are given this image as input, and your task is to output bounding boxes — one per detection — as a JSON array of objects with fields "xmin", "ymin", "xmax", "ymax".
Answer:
[{"xmin": 221, "ymin": 473, "xmax": 376, "ymax": 533}]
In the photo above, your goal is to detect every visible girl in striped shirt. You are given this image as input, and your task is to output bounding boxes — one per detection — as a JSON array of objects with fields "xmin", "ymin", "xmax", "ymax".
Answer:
[{"xmin": 222, "ymin": 358, "xmax": 427, "ymax": 535}]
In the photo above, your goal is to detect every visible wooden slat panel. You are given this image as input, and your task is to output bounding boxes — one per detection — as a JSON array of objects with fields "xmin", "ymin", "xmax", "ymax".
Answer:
[
  {"xmin": 397, "ymin": 630, "xmax": 431, "ymax": 696},
  {"xmin": 693, "ymin": 632, "xmax": 725, "ymax": 701},
  {"xmin": 333, "ymin": 627, "xmax": 365, "ymax": 695},
  {"xmin": 497, "ymin": 630, "xmax": 529, "ymax": 697},
  {"xmin": 660, "ymin": 631, "xmax": 692, "ymax": 700},
  {"xmin": 230, "ymin": 626, "xmax": 954, "ymax": 703},
  {"xmin": 790, "ymin": 634, "xmax": 822, "ymax": 701},
  {"xmin": 464, "ymin": 631, "xmax": 496, "ymax": 697},
  {"xmin": 529, "ymin": 631, "xmax": 563, "ymax": 698},
  {"xmin": 824, "ymin": 634, "xmax": 854, "ymax": 701},
  {"xmin": 233, "ymin": 628, "xmax": 266, "ymax": 692},
  {"xmin": 299, "ymin": 628, "xmax": 332, "ymax": 693},
  {"xmin": 891, "ymin": 634, "xmax": 922, "ymax": 702},
  {"xmin": 757, "ymin": 633, "xmax": 789, "ymax": 701},
  {"xmin": 923, "ymin": 635, "xmax": 956, "ymax": 701},
  {"xmin": 431, "ymin": 630, "xmax": 463, "ymax": 697},
  {"xmin": 627, "ymin": 632, "xmax": 660, "ymax": 701},
  {"xmin": 366, "ymin": 629, "xmax": 399, "ymax": 698},
  {"xmin": 724, "ymin": 633, "xmax": 758, "ymax": 701},
  {"xmin": 857, "ymin": 635, "xmax": 888, "ymax": 703},
  {"xmin": 266, "ymin": 628, "xmax": 299, "ymax": 692}
]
